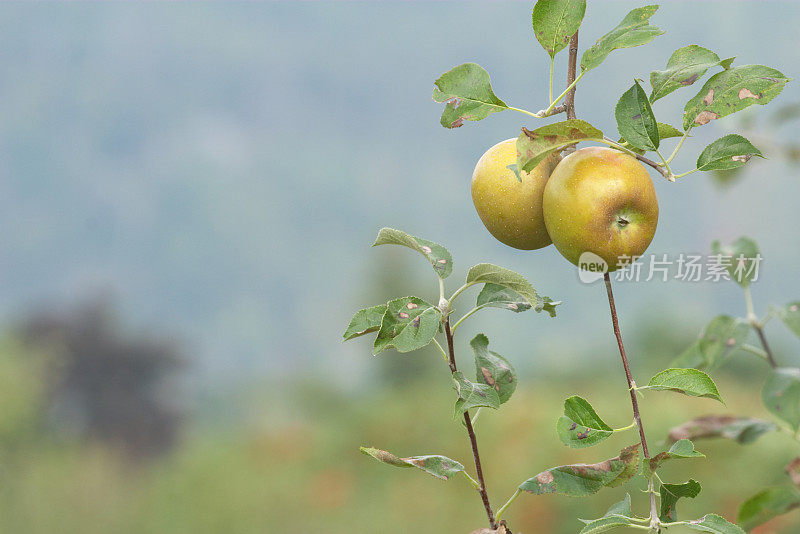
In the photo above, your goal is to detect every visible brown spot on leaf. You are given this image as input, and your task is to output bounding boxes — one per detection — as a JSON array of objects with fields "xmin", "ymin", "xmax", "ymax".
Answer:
[
  {"xmin": 536, "ymin": 471, "xmax": 555, "ymax": 484},
  {"xmin": 577, "ymin": 430, "xmax": 590, "ymax": 440},
  {"xmin": 791, "ymin": 305, "xmax": 799, "ymax": 312},
  {"xmin": 421, "ymin": 245, "xmax": 432, "ymax": 254},
  {"xmin": 703, "ymin": 89, "xmax": 715, "ymax": 105},
  {"xmin": 569, "ymin": 128, "xmax": 587, "ymax": 139},
  {"xmin": 445, "ymin": 96, "xmax": 462, "ymax": 109},
  {"xmin": 507, "ymin": 303, "xmax": 518, "ymax": 310},
  {"xmin": 569, "ymin": 423, "xmax": 577, "ymax": 431},
  {"xmin": 412, "ymin": 316, "xmax": 420, "ymax": 328},
  {"xmin": 694, "ymin": 111, "xmax": 719, "ymax": 125},
  {"xmin": 738, "ymin": 88, "xmax": 760, "ymax": 100},
  {"xmin": 522, "ymin": 127, "xmax": 538, "ymax": 140},
  {"xmin": 680, "ymin": 73, "xmax": 700, "ymax": 86},
  {"xmin": 787, "ymin": 457, "xmax": 800, "ymax": 488},
  {"xmin": 451, "ymin": 117, "xmax": 464, "ymax": 128},
  {"xmin": 437, "ymin": 258, "xmax": 448, "ymax": 264},
  {"xmin": 731, "ymin": 154, "xmax": 751, "ymax": 163},
  {"xmin": 406, "ymin": 302, "xmax": 418, "ymax": 310},
  {"xmin": 398, "ymin": 312, "xmax": 410, "ymax": 319},
  {"xmin": 481, "ymin": 367, "xmax": 496, "ymax": 386},
  {"xmin": 726, "ymin": 337, "xmax": 737, "ymax": 347},
  {"xmin": 544, "ymin": 134, "xmax": 559, "ymax": 144}
]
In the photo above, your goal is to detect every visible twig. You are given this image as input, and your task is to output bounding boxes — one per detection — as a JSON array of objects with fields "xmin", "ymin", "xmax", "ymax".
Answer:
[
  {"xmin": 754, "ymin": 326, "xmax": 778, "ymax": 368},
  {"xmin": 444, "ymin": 319, "xmax": 497, "ymax": 529},
  {"xmin": 565, "ymin": 30, "xmax": 578, "ymax": 121},
  {"xmin": 745, "ymin": 286, "xmax": 778, "ymax": 368},
  {"xmin": 602, "ymin": 137, "xmax": 672, "ymax": 181}
]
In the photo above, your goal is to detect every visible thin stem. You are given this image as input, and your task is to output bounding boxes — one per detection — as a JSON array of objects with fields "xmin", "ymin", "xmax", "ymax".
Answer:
[
  {"xmin": 462, "ymin": 471, "xmax": 481, "ymax": 490},
  {"xmin": 744, "ymin": 286, "xmax": 779, "ymax": 368},
  {"xmin": 432, "ymin": 338, "xmax": 449, "ymax": 362},
  {"xmin": 451, "ymin": 306, "xmax": 482, "ymax": 333},
  {"xmin": 741, "ymin": 343, "xmax": 769, "ymax": 360},
  {"xmin": 544, "ymin": 70, "xmax": 584, "ymax": 116},
  {"xmin": 444, "ymin": 319, "xmax": 497, "ymax": 529},
  {"xmin": 655, "ymin": 148, "xmax": 672, "ymax": 176},
  {"xmin": 754, "ymin": 326, "xmax": 778, "ymax": 368},
  {"xmin": 666, "ymin": 128, "xmax": 691, "ymax": 164},
  {"xmin": 471, "ymin": 407, "xmax": 483, "ymax": 426},
  {"xmin": 448, "ymin": 282, "xmax": 474, "ymax": 305},
  {"xmin": 613, "ymin": 420, "xmax": 637, "ymax": 433},
  {"xmin": 744, "ymin": 286, "xmax": 757, "ymax": 322},
  {"xmin": 495, "ymin": 489, "xmax": 521, "ymax": 521},
  {"xmin": 673, "ymin": 168, "xmax": 698, "ymax": 179},
  {"xmin": 601, "ymin": 137, "xmax": 672, "ymax": 181},
  {"xmin": 508, "ymin": 106, "xmax": 544, "ymax": 119},
  {"xmin": 548, "ymin": 56, "xmax": 555, "ymax": 105},
  {"xmin": 439, "ymin": 277, "xmax": 445, "ymax": 304}
]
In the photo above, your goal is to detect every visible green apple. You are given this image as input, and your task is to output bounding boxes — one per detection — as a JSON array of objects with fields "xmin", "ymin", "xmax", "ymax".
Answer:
[
  {"xmin": 471, "ymin": 138, "xmax": 560, "ymax": 250},
  {"xmin": 542, "ymin": 146, "xmax": 658, "ymax": 271}
]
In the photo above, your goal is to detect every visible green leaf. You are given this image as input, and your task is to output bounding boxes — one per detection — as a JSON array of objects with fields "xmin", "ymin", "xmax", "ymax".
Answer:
[
  {"xmin": 672, "ymin": 315, "xmax": 751, "ymax": 370},
  {"xmin": 762, "ymin": 368, "xmax": 800, "ymax": 432},
  {"xmin": 616, "ymin": 80, "xmax": 660, "ymax": 151},
  {"xmin": 660, "ymin": 480, "xmax": 702, "ymax": 522},
  {"xmin": 578, "ymin": 494, "xmax": 637, "ymax": 534},
  {"xmin": 373, "ymin": 297, "xmax": 442, "ymax": 355},
  {"xmin": 476, "ymin": 284, "xmax": 532, "ymax": 313},
  {"xmin": 452, "ymin": 370, "xmax": 500, "ymax": 417},
  {"xmin": 580, "ymin": 5, "xmax": 664, "ymax": 72},
  {"xmin": 466, "ymin": 264, "xmax": 549, "ymax": 313},
  {"xmin": 342, "ymin": 304, "xmax": 387, "ymax": 341},
  {"xmin": 711, "ymin": 237, "xmax": 761, "ymax": 288},
  {"xmin": 681, "ymin": 514, "xmax": 746, "ymax": 534},
  {"xmin": 683, "ymin": 64, "xmax": 790, "ymax": 130},
  {"xmin": 373, "ymin": 227, "xmax": 453, "ymax": 279},
  {"xmin": 775, "ymin": 302, "xmax": 800, "ymax": 339},
  {"xmin": 359, "ymin": 447, "xmax": 465, "ymax": 481},
  {"xmin": 519, "ymin": 445, "xmax": 639, "ymax": 496},
  {"xmin": 556, "ymin": 396, "xmax": 613, "ymax": 449},
  {"xmin": 516, "ymin": 119, "xmax": 603, "ymax": 172},
  {"xmin": 470, "ymin": 334, "xmax": 517, "ymax": 405},
  {"xmin": 668, "ymin": 415, "xmax": 777, "ymax": 445},
  {"xmin": 650, "ymin": 45, "xmax": 729, "ymax": 103},
  {"xmin": 738, "ymin": 487, "xmax": 800, "ymax": 531},
  {"xmin": 649, "ymin": 439, "xmax": 705, "ymax": 472},
  {"xmin": 697, "ymin": 135, "xmax": 763, "ymax": 172},
  {"xmin": 432, "ymin": 63, "xmax": 508, "ymax": 128},
  {"xmin": 646, "ymin": 368, "xmax": 723, "ymax": 403},
  {"xmin": 531, "ymin": 0, "xmax": 586, "ymax": 58},
  {"xmin": 618, "ymin": 123, "xmax": 684, "ymax": 155}
]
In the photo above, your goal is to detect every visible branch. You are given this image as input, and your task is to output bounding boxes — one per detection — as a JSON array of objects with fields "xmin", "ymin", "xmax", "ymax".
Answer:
[
  {"xmin": 444, "ymin": 320, "xmax": 497, "ymax": 529},
  {"xmin": 564, "ymin": 30, "xmax": 578, "ymax": 121},
  {"xmin": 602, "ymin": 137, "xmax": 673, "ymax": 181}
]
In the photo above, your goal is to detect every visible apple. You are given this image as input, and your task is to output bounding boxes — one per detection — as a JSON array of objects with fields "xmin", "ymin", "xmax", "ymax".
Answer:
[
  {"xmin": 542, "ymin": 146, "xmax": 658, "ymax": 271},
  {"xmin": 471, "ymin": 138, "xmax": 560, "ymax": 250}
]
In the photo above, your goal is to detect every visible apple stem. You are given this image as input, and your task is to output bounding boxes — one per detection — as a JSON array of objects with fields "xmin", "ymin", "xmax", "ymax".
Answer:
[{"xmin": 601, "ymin": 137, "xmax": 673, "ymax": 181}]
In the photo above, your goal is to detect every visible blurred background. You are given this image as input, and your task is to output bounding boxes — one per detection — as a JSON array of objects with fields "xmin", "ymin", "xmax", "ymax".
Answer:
[{"xmin": 0, "ymin": 1, "xmax": 799, "ymax": 533}]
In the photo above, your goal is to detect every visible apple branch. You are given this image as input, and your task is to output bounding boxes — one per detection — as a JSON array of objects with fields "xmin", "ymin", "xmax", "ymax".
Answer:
[{"xmin": 601, "ymin": 137, "xmax": 673, "ymax": 181}]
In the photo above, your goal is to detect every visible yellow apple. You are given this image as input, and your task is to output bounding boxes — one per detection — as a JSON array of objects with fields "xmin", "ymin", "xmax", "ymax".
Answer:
[
  {"xmin": 471, "ymin": 138, "xmax": 560, "ymax": 250},
  {"xmin": 542, "ymin": 146, "xmax": 658, "ymax": 271}
]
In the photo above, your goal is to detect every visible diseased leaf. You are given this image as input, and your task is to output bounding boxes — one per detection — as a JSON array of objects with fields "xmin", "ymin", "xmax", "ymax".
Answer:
[
  {"xmin": 433, "ymin": 63, "xmax": 508, "ymax": 128},
  {"xmin": 578, "ymin": 494, "xmax": 636, "ymax": 534},
  {"xmin": 762, "ymin": 368, "xmax": 800, "ymax": 432},
  {"xmin": 557, "ymin": 396, "xmax": 613, "ymax": 449},
  {"xmin": 466, "ymin": 263, "xmax": 551, "ymax": 313},
  {"xmin": 697, "ymin": 135, "xmax": 763, "ymax": 172},
  {"xmin": 531, "ymin": 0, "xmax": 586, "ymax": 58},
  {"xmin": 683, "ymin": 65, "xmax": 790, "ymax": 130},
  {"xmin": 519, "ymin": 445, "xmax": 639, "ymax": 496},
  {"xmin": 452, "ymin": 370, "xmax": 500, "ymax": 417},
  {"xmin": 581, "ymin": 5, "xmax": 664, "ymax": 72},
  {"xmin": 738, "ymin": 487, "xmax": 800, "ymax": 531},
  {"xmin": 660, "ymin": 480, "xmax": 702, "ymax": 522},
  {"xmin": 668, "ymin": 415, "xmax": 777, "ymax": 445},
  {"xmin": 373, "ymin": 227, "xmax": 453, "ymax": 279},
  {"xmin": 646, "ymin": 368, "xmax": 723, "ymax": 403},
  {"xmin": 775, "ymin": 302, "xmax": 800, "ymax": 339},
  {"xmin": 616, "ymin": 80, "xmax": 659, "ymax": 151},
  {"xmin": 649, "ymin": 439, "xmax": 705, "ymax": 472},
  {"xmin": 787, "ymin": 457, "xmax": 800, "ymax": 488},
  {"xmin": 711, "ymin": 237, "xmax": 761, "ymax": 289},
  {"xmin": 650, "ymin": 45, "xmax": 729, "ymax": 103},
  {"xmin": 470, "ymin": 334, "xmax": 517, "ymax": 405},
  {"xmin": 343, "ymin": 304, "xmax": 388, "ymax": 341},
  {"xmin": 618, "ymin": 123, "xmax": 683, "ymax": 155},
  {"xmin": 476, "ymin": 284, "xmax": 532, "ymax": 313},
  {"xmin": 672, "ymin": 315, "xmax": 751, "ymax": 370},
  {"xmin": 359, "ymin": 447, "xmax": 465, "ymax": 480},
  {"xmin": 681, "ymin": 514, "xmax": 746, "ymax": 534},
  {"xmin": 516, "ymin": 119, "xmax": 603, "ymax": 172},
  {"xmin": 373, "ymin": 297, "xmax": 442, "ymax": 355}
]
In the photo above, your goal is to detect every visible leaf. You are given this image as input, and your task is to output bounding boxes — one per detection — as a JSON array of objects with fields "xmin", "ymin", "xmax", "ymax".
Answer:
[
  {"xmin": 580, "ymin": 5, "xmax": 664, "ymax": 72},
  {"xmin": 519, "ymin": 445, "xmax": 639, "ymax": 496},
  {"xmin": 556, "ymin": 396, "xmax": 613, "ymax": 449},
  {"xmin": 762, "ymin": 368, "xmax": 800, "ymax": 432},
  {"xmin": 697, "ymin": 135, "xmax": 763, "ymax": 172},
  {"xmin": 359, "ymin": 447, "xmax": 465, "ymax": 480},
  {"xmin": 646, "ymin": 368, "xmax": 723, "ymax": 403},
  {"xmin": 615, "ymin": 80, "xmax": 660, "ymax": 151},
  {"xmin": 787, "ymin": 457, "xmax": 800, "ymax": 488},
  {"xmin": 466, "ymin": 264, "xmax": 548, "ymax": 313},
  {"xmin": 373, "ymin": 297, "xmax": 442, "ymax": 355},
  {"xmin": 578, "ymin": 494, "xmax": 637, "ymax": 534},
  {"xmin": 668, "ymin": 415, "xmax": 777, "ymax": 445},
  {"xmin": 649, "ymin": 439, "xmax": 705, "ymax": 471},
  {"xmin": 683, "ymin": 64, "xmax": 790, "ymax": 130},
  {"xmin": 660, "ymin": 480, "xmax": 702, "ymax": 522},
  {"xmin": 531, "ymin": 0, "xmax": 586, "ymax": 58},
  {"xmin": 432, "ymin": 63, "xmax": 508, "ymax": 128},
  {"xmin": 618, "ymin": 123, "xmax": 684, "ymax": 155},
  {"xmin": 775, "ymin": 302, "xmax": 800, "ymax": 339},
  {"xmin": 476, "ymin": 283, "xmax": 532, "ymax": 313},
  {"xmin": 650, "ymin": 45, "xmax": 729, "ymax": 103},
  {"xmin": 738, "ymin": 487, "xmax": 800, "ymax": 531},
  {"xmin": 516, "ymin": 119, "xmax": 603, "ymax": 172},
  {"xmin": 452, "ymin": 370, "xmax": 500, "ymax": 417},
  {"xmin": 470, "ymin": 334, "xmax": 517, "ymax": 405},
  {"xmin": 342, "ymin": 304, "xmax": 387, "ymax": 341},
  {"xmin": 672, "ymin": 315, "xmax": 751, "ymax": 370},
  {"xmin": 711, "ymin": 237, "xmax": 761, "ymax": 288},
  {"xmin": 681, "ymin": 514, "xmax": 746, "ymax": 534},
  {"xmin": 373, "ymin": 227, "xmax": 453, "ymax": 279}
]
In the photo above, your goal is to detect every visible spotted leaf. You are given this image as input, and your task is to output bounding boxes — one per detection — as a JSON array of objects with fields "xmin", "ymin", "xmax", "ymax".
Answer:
[
  {"xmin": 672, "ymin": 315, "xmax": 751, "ymax": 370},
  {"xmin": 711, "ymin": 237, "xmax": 760, "ymax": 288},
  {"xmin": 476, "ymin": 284, "xmax": 532, "ymax": 313},
  {"xmin": 683, "ymin": 64, "xmax": 790, "ymax": 130},
  {"xmin": 342, "ymin": 304, "xmax": 387, "ymax": 341},
  {"xmin": 680, "ymin": 514, "xmax": 746, "ymax": 534},
  {"xmin": 556, "ymin": 396, "xmax": 613, "ymax": 449},
  {"xmin": 648, "ymin": 439, "xmax": 705, "ymax": 472},
  {"xmin": 697, "ymin": 135, "xmax": 763, "ymax": 172},
  {"xmin": 470, "ymin": 334, "xmax": 516, "ymax": 405},
  {"xmin": 580, "ymin": 5, "xmax": 664, "ymax": 72},
  {"xmin": 578, "ymin": 494, "xmax": 637, "ymax": 534},
  {"xmin": 616, "ymin": 79, "xmax": 659, "ymax": 151},
  {"xmin": 359, "ymin": 447, "xmax": 465, "ymax": 481},
  {"xmin": 739, "ymin": 487, "xmax": 800, "ymax": 531},
  {"xmin": 531, "ymin": 0, "xmax": 586, "ymax": 58},
  {"xmin": 466, "ymin": 263, "xmax": 555, "ymax": 315},
  {"xmin": 762, "ymin": 368, "xmax": 800, "ymax": 432},
  {"xmin": 373, "ymin": 227, "xmax": 453, "ymax": 279},
  {"xmin": 372, "ymin": 297, "xmax": 442, "ymax": 355},
  {"xmin": 775, "ymin": 301, "xmax": 800, "ymax": 339},
  {"xmin": 660, "ymin": 480, "xmax": 702, "ymax": 522},
  {"xmin": 650, "ymin": 45, "xmax": 732, "ymax": 103},
  {"xmin": 646, "ymin": 368, "xmax": 723, "ymax": 403},
  {"xmin": 516, "ymin": 119, "xmax": 603, "ymax": 173},
  {"xmin": 433, "ymin": 63, "xmax": 508, "ymax": 128},
  {"xmin": 668, "ymin": 415, "xmax": 777, "ymax": 445},
  {"xmin": 452, "ymin": 370, "xmax": 500, "ymax": 417}
]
